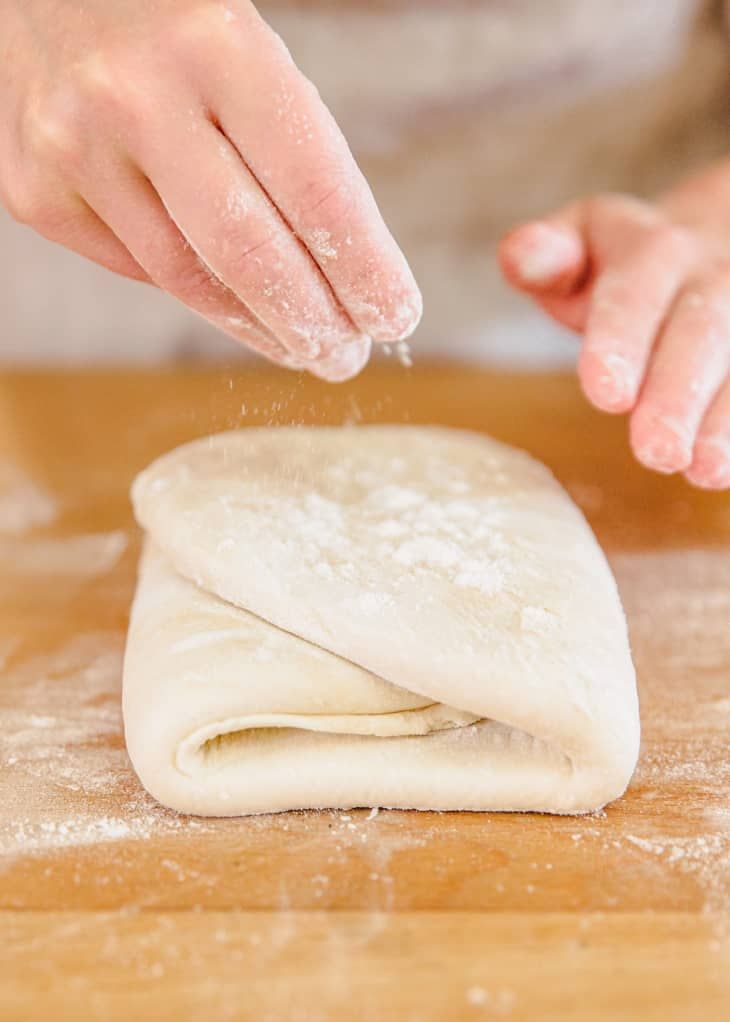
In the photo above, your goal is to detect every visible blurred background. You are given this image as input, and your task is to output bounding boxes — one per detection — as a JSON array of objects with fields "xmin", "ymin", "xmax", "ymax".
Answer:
[{"xmin": 3, "ymin": 0, "xmax": 730, "ymax": 368}]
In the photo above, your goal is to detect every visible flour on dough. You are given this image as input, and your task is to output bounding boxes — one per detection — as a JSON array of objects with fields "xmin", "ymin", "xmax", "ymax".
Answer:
[{"xmin": 123, "ymin": 426, "xmax": 639, "ymax": 815}]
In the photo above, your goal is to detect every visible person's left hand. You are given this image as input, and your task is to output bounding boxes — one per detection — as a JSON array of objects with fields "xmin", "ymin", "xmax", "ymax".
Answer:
[{"xmin": 499, "ymin": 180, "xmax": 730, "ymax": 490}]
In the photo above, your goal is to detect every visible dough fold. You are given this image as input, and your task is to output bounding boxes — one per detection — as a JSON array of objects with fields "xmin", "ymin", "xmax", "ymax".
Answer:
[{"xmin": 124, "ymin": 426, "xmax": 639, "ymax": 815}]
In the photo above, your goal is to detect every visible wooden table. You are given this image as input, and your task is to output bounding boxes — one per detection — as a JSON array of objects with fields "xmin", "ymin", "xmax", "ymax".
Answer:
[{"xmin": 1, "ymin": 367, "xmax": 728, "ymax": 1021}]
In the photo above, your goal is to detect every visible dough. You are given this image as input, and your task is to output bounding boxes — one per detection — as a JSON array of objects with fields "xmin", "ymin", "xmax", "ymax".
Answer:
[{"xmin": 124, "ymin": 426, "xmax": 639, "ymax": 815}]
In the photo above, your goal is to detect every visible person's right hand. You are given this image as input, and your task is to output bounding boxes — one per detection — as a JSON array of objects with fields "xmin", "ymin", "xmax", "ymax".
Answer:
[
  {"xmin": 499, "ymin": 189, "xmax": 730, "ymax": 490},
  {"xmin": 0, "ymin": 0, "xmax": 421, "ymax": 380}
]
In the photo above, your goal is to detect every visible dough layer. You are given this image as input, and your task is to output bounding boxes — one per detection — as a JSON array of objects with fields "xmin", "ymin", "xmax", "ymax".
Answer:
[{"xmin": 124, "ymin": 426, "xmax": 640, "ymax": 815}]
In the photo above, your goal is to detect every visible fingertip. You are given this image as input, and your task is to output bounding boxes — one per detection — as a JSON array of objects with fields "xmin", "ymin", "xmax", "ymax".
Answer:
[
  {"xmin": 578, "ymin": 349, "xmax": 639, "ymax": 414},
  {"xmin": 685, "ymin": 437, "xmax": 730, "ymax": 490},
  {"xmin": 499, "ymin": 221, "xmax": 584, "ymax": 292},
  {"xmin": 307, "ymin": 335, "xmax": 372, "ymax": 383},
  {"xmin": 390, "ymin": 287, "xmax": 424, "ymax": 342},
  {"xmin": 348, "ymin": 284, "xmax": 422, "ymax": 345},
  {"xmin": 630, "ymin": 412, "xmax": 693, "ymax": 475}
]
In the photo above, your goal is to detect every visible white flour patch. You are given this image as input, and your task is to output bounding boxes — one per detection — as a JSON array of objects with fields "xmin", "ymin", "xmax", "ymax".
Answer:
[
  {"xmin": 309, "ymin": 228, "xmax": 338, "ymax": 261},
  {"xmin": 0, "ymin": 633, "xmax": 214, "ymax": 856},
  {"xmin": 247, "ymin": 449, "xmax": 517, "ymax": 600},
  {"xmin": 357, "ymin": 591, "xmax": 395, "ymax": 615},
  {"xmin": 0, "ymin": 463, "xmax": 58, "ymax": 535},
  {"xmin": 520, "ymin": 606, "xmax": 558, "ymax": 632},
  {"xmin": 622, "ymin": 833, "xmax": 730, "ymax": 912},
  {"xmin": 454, "ymin": 562, "xmax": 506, "ymax": 597},
  {"xmin": 0, "ymin": 530, "xmax": 128, "ymax": 576},
  {"xmin": 225, "ymin": 188, "xmax": 249, "ymax": 221},
  {"xmin": 465, "ymin": 986, "xmax": 516, "ymax": 1013}
]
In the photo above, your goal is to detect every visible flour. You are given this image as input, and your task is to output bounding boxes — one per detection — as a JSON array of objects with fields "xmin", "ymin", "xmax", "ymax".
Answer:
[
  {"xmin": 394, "ymin": 536, "xmax": 463, "ymax": 570},
  {"xmin": 455, "ymin": 562, "xmax": 507, "ymax": 597},
  {"xmin": 395, "ymin": 340, "xmax": 413, "ymax": 368},
  {"xmin": 379, "ymin": 339, "xmax": 415, "ymax": 369},
  {"xmin": 224, "ymin": 188, "xmax": 250, "ymax": 222},
  {"xmin": 308, "ymin": 227, "xmax": 339, "ymax": 262},
  {"xmin": 0, "ymin": 463, "xmax": 58, "ymax": 535},
  {"xmin": 520, "ymin": 606, "xmax": 558, "ymax": 632},
  {"xmin": 0, "ymin": 530, "xmax": 128, "ymax": 576},
  {"xmin": 464, "ymin": 986, "xmax": 516, "ymax": 1013},
  {"xmin": 284, "ymin": 482, "xmax": 514, "ymax": 598},
  {"xmin": 623, "ymin": 833, "xmax": 730, "ymax": 912},
  {"xmin": 252, "ymin": 453, "xmax": 516, "ymax": 601},
  {"xmin": 358, "ymin": 592, "xmax": 395, "ymax": 615},
  {"xmin": 0, "ymin": 633, "xmax": 215, "ymax": 856},
  {"xmin": 369, "ymin": 485, "xmax": 425, "ymax": 513}
]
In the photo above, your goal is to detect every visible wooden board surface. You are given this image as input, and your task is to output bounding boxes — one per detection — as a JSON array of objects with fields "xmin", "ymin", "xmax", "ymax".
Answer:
[{"xmin": 0, "ymin": 367, "xmax": 728, "ymax": 1021}]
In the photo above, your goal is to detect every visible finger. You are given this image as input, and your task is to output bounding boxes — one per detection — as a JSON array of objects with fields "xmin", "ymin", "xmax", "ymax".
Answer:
[
  {"xmin": 204, "ymin": 9, "xmax": 422, "ymax": 343},
  {"xmin": 498, "ymin": 205, "xmax": 593, "ymax": 333},
  {"xmin": 307, "ymin": 335, "xmax": 372, "ymax": 383},
  {"xmin": 578, "ymin": 229, "xmax": 694, "ymax": 414},
  {"xmin": 685, "ymin": 376, "xmax": 730, "ymax": 489},
  {"xmin": 630, "ymin": 280, "xmax": 730, "ymax": 474},
  {"xmin": 528, "ymin": 290, "xmax": 594, "ymax": 335},
  {"xmin": 498, "ymin": 215, "xmax": 587, "ymax": 296},
  {"xmin": 22, "ymin": 192, "xmax": 151, "ymax": 284},
  {"xmin": 81, "ymin": 165, "xmax": 294, "ymax": 366},
  {"xmin": 136, "ymin": 118, "xmax": 367, "ymax": 361}
]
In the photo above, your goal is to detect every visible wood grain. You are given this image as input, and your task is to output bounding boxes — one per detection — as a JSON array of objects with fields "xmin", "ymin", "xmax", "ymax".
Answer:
[{"xmin": 1, "ymin": 368, "xmax": 728, "ymax": 1020}]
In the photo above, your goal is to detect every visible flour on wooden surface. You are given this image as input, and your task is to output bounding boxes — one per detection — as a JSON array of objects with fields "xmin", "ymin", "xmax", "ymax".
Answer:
[
  {"xmin": 0, "ymin": 530, "xmax": 128, "ymax": 576},
  {"xmin": 0, "ymin": 462, "xmax": 58, "ymax": 535},
  {"xmin": 0, "ymin": 633, "xmax": 214, "ymax": 855},
  {"xmin": 2, "ymin": 504, "xmax": 728, "ymax": 932}
]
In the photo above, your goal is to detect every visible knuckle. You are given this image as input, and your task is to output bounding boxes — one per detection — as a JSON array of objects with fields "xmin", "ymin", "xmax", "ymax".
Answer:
[
  {"xmin": 23, "ymin": 60, "xmax": 120, "ymax": 168},
  {"xmin": 680, "ymin": 272, "xmax": 730, "ymax": 324},
  {"xmin": 647, "ymin": 222, "xmax": 693, "ymax": 258},
  {"xmin": 2, "ymin": 180, "xmax": 42, "ymax": 226},
  {"xmin": 170, "ymin": 2, "xmax": 241, "ymax": 56},
  {"xmin": 587, "ymin": 191, "xmax": 656, "ymax": 226},
  {"xmin": 25, "ymin": 97, "xmax": 82, "ymax": 166},
  {"xmin": 702, "ymin": 262, "xmax": 730, "ymax": 295},
  {"xmin": 74, "ymin": 51, "xmax": 149, "ymax": 129},
  {"xmin": 240, "ymin": 232, "xmax": 278, "ymax": 261},
  {"xmin": 297, "ymin": 174, "xmax": 355, "ymax": 226},
  {"xmin": 31, "ymin": 52, "xmax": 148, "ymax": 154},
  {"xmin": 227, "ymin": 232, "xmax": 280, "ymax": 276},
  {"xmin": 176, "ymin": 262, "xmax": 218, "ymax": 300},
  {"xmin": 75, "ymin": 52, "xmax": 125, "ymax": 109},
  {"xmin": 169, "ymin": 256, "xmax": 219, "ymax": 304}
]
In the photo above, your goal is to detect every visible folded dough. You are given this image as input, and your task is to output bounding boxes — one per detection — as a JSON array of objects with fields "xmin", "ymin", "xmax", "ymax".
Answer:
[{"xmin": 124, "ymin": 426, "xmax": 639, "ymax": 816}]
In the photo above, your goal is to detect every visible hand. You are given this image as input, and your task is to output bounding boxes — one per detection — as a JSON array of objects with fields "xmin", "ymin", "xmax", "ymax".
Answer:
[
  {"xmin": 0, "ymin": 0, "xmax": 421, "ymax": 380},
  {"xmin": 499, "ymin": 182, "xmax": 730, "ymax": 490}
]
